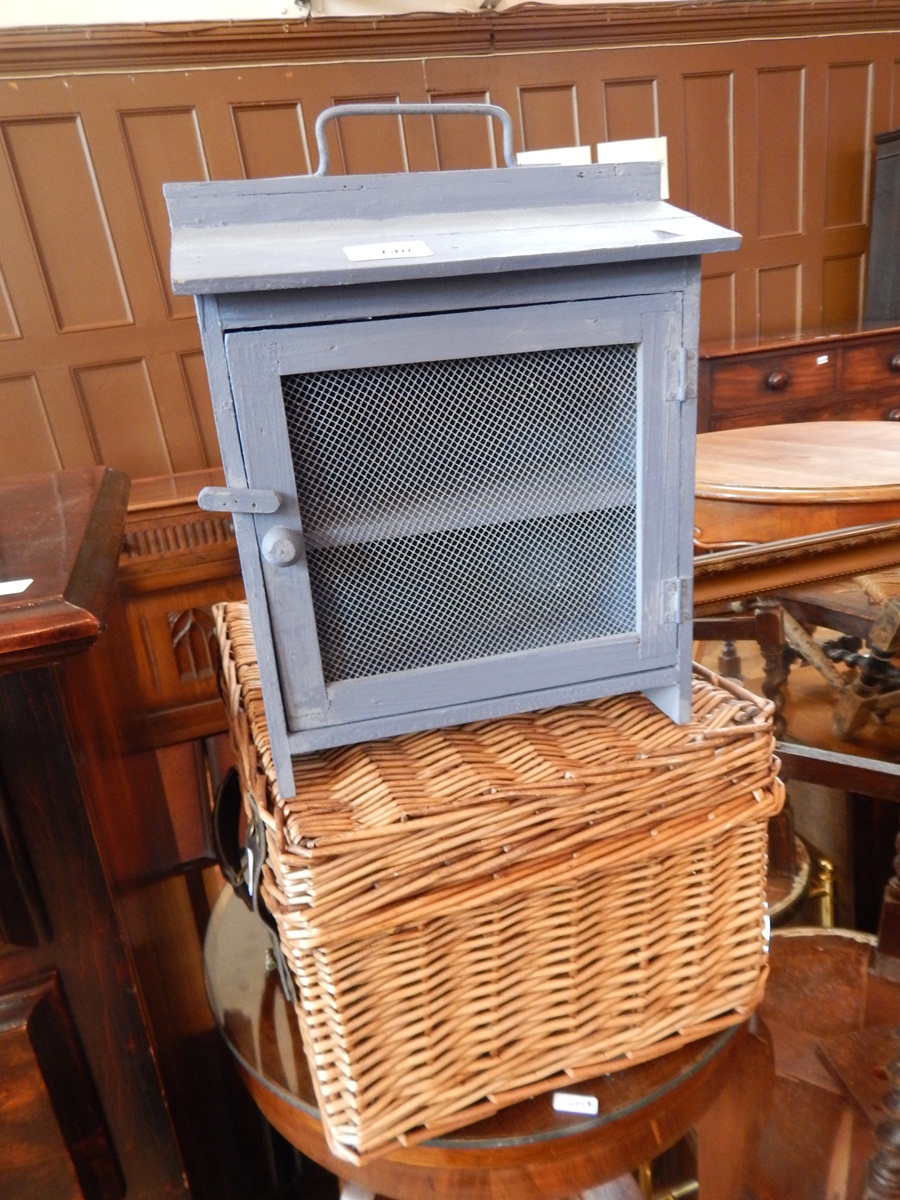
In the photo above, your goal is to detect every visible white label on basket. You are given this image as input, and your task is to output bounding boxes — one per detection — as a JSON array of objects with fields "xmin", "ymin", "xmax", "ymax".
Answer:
[
  {"xmin": 343, "ymin": 240, "xmax": 433, "ymax": 262},
  {"xmin": 0, "ymin": 577, "xmax": 32, "ymax": 596},
  {"xmin": 552, "ymin": 1091, "xmax": 599, "ymax": 1116}
]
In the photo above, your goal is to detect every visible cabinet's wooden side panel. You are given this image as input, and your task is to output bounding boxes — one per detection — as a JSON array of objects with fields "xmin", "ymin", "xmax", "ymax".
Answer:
[{"xmin": 0, "ymin": 977, "xmax": 125, "ymax": 1200}]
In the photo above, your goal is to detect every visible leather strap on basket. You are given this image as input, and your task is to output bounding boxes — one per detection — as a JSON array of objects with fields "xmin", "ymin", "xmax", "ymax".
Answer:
[{"xmin": 212, "ymin": 768, "xmax": 296, "ymax": 1002}]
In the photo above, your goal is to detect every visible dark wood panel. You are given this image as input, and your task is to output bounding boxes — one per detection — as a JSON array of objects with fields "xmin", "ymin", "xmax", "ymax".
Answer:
[
  {"xmin": 824, "ymin": 60, "xmax": 873, "ymax": 229},
  {"xmin": 429, "ymin": 89, "xmax": 495, "ymax": 170},
  {"xmin": 683, "ymin": 72, "xmax": 734, "ymax": 230},
  {"xmin": 0, "ymin": 976, "xmax": 125, "ymax": 1200},
  {"xmin": 602, "ymin": 77, "xmax": 659, "ymax": 142},
  {"xmin": 757, "ymin": 67, "xmax": 803, "ymax": 239},
  {"xmin": 519, "ymin": 82, "xmax": 579, "ymax": 150},
  {"xmin": 698, "ymin": 323, "xmax": 900, "ymax": 430},
  {"xmin": 231, "ymin": 102, "xmax": 311, "ymax": 178},
  {"xmin": 0, "ymin": 767, "xmax": 49, "ymax": 952}
]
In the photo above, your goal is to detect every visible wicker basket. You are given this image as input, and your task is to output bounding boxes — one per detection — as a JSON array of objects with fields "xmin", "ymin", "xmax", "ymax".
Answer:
[{"xmin": 215, "ymin": 600, "xmax": 783, "ymax": 1165}]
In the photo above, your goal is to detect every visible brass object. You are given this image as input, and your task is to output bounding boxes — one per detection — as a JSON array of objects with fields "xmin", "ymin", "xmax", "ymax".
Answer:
[{"xmin": 808, "ymin": 856, "xmax": 836, "ymax": 928}]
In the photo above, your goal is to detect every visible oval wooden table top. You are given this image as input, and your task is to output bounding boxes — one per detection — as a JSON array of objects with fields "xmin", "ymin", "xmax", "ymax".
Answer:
[
  {"xmin": 694, "ymin": 422, "xmax": 900, "ymax": 546},
  {"xmin": 204, "ymin": 888, "xmax": 770, "ymax": 1200}
]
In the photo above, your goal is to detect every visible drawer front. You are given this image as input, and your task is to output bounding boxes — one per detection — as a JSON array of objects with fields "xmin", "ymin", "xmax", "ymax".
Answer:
[
  {"xmin": 708, "ymin": 349, "xmax": 838, "ymax": 415},
  {"xmin": 842, "ymin": 339, "xmax": 900, "ymax": 393}
]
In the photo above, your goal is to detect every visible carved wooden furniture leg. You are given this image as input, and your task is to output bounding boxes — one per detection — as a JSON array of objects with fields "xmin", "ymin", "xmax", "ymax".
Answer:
[
  {"xmin": 693, "ymin": 600, "xmax": 787, "ymax": 736},
  {"xmin": 859, "ymin": 1043, "xmax": 900, "ymax": 1200},
  {"xmin": 876, "ymin": 828, "xmax": 900, "ymax": 981}
]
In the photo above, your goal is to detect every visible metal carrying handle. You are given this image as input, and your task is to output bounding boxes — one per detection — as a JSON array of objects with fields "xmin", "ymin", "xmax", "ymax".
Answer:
[{"xmin": 313, "ymin": 102, "xmax": 517, "ymax": 176}]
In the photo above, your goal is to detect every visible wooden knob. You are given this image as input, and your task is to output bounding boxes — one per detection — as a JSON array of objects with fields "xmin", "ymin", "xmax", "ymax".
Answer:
[
  {"xmin": 887, "ymin": 409, "xmax": 900, "ymax": 421},
  {"xmin": 765, "ymin": 370, "xmax": 790, "ymax": 391},
  {"xmin": 890, "ymin": 352, "xmax": 900, "ymax": 372}
]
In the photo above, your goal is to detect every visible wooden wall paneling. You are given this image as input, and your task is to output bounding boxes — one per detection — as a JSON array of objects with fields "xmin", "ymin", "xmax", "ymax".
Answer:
[
  {"xmin": 824, "ymin": 59, "xmax": 873, "ymax": 229},
  {"xmin": 178, "ymin": 349, "xmax": 218, "ymax": 464},
  {"xmin": 143, "ymin": 352, "xmax": 214, "ymax": 475},
  {"xmin": 0, "ymin": 75, "xmax": 211, "ymax": 479},
  {"xmin": 0, "ymin": 260, "xmax": 20, "ymax": 340},
  {"xmin": 295, "ymin": 58, "xmax": 434, "ymax": 174},
  {"xmin": 0, "ymin": 374, "xmax": 60, "ymax": 476},
  {"xmin": 758, "ymin": 263, "xmax": 804, "ymax": 334},
  {"xmin": 428, "ymin": 90, "xmax": 497, "ymax": 171},
  {"xmin": 422, "ymin": 54, "xmax": 524, "ymax": 162},
  {"xmin": 518, "ymin": 81, "xmax": 581, "ymax": 151},
  {"xmin": 231, "ymin": 100, "xmax": 311, "ymax": 178},
  {"xmin": 682, "ymin": 71, "xmax": 736, "ymax": 233},
  {"xmin": 119, "ymin": 105, "xmax": 211, "ymax": 320},
  {"xmin": 602, "ymin": 74, "xmax": 660, "ymax": 143},
  {"xmin": 0, "ymin": 114, "xmax": 133, "ymax": 333},
  {"xmin": 820, "ymin": 57, "xmax": 874, "ymax": 324},
  {"xmin": 2, "ymin": 16, "xmax": 900, "ymax": 486},
  {"xmin": 0, "ymin": 97, "xmax": 73, "ymax": 341},
  {"xmin": 756, "ymin": 67, "xmax": 805, "ymax": 241},
  {"xmin": 71, "ymin": 359, "xmax": 174, "ymax": 478},
  {"xmin": 823, "ymin": 251, "xmax": 867, "ymax": 325}
]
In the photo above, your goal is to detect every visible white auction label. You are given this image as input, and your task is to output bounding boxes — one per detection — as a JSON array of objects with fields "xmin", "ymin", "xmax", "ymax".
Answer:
[
  {"xmin": 552, "ymin": 1091, "xmax": 599, "ymax": 1116},
  {"xmin": 343, "ymin": 240, "xmax": 433, "ymax": 262},
  {"xmin": 0, "ymin": 578, "xmax": 33, "ymax": 596}
]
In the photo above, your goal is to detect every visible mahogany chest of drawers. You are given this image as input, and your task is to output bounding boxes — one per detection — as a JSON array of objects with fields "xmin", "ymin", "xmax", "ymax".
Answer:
[{"xmin": 698, "ymin": 323, "xmax": 900, "ymax": 431}]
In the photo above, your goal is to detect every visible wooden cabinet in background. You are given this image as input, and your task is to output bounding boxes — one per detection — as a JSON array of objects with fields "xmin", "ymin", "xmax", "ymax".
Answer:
[
  {"xmin": 0, "ymin": 467, "xmax": 298, "ymax": 1200},
  {"xmin": 0, "ymin": 467, "xmax": 189, "ymax": 1200},
  {"xmin": 698, "ymin": 323, "xmax": 900, "ymax": 431},
  {"xmin": 118, "ymin": 468, "xmax": 243, "ymax": 751}
]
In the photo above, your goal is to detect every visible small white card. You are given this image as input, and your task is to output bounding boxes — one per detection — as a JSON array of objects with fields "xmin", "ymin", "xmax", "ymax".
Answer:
[
  {"xmin": 0, "ymin": 578, "xmax": 33, "ymax": 596},
  {"xmin": 552, "ymin": 1090, "xmax": 599, "ymax": 1116},
  {"xmin": 343, "ymin": 240, "xmax": 433, "ymax": 262}
]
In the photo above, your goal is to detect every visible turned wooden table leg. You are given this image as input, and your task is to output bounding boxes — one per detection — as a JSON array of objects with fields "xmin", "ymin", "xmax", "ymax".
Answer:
[{"xmin": 860, "ymin": 1039, "xmax": 900, "ymax": 1200}]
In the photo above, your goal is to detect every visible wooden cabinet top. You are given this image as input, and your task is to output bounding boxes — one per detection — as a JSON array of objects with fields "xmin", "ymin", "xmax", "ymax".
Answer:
[
  {"xmin": 0, "ymin": 467, "xmax": 129, "ymax": 672},
  {"xmin": 700, "ymin": 321, "xmax": 900, "ymax": 361}
]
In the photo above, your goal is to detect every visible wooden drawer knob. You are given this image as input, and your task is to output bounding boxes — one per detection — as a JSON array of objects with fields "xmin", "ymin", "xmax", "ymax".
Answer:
[
  {"xmin": 765, "ymin": 370, "xmax": 790, "ymax": 391},
  {"xmin": 890, "ymin": 353, "xmax": 900, "ymax": 372}
]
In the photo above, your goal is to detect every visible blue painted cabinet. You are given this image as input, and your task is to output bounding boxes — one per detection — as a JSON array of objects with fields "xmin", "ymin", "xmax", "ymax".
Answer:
[{"xmin": 166, "ymin": 161, "xmax": 738, "ymax": 794}]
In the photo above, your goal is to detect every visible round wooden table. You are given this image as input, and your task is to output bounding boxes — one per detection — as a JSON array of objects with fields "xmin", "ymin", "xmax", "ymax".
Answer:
[
  {"xmin": 695, "ymin": 422, "xmax": 900, "ymax": 548},
  {"xmin": 204, "ymin": 889, "xmax": 772, "ymax": 1200}
]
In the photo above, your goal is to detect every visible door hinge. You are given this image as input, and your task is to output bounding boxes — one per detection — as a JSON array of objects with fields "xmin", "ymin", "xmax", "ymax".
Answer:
[
  {"xmin": 674, "ymin": 345, "xmax": 687, "ymax": 403},
  {"xmin": 198, "ymin": 485, "xmax": 281, "ymax": 514},
  {"xmin": 664, "ymin": 576, "xmax": 692, "ymax": 624}
]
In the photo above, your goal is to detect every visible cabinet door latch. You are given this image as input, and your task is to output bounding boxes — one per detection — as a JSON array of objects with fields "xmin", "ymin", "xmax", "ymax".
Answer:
[{"xmin": 198, "ymin": 486, "xmax": 282, "ymax": 514}]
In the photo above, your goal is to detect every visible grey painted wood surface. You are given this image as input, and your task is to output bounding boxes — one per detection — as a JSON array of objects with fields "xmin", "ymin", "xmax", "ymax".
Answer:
[
  {"xmin": 170, "ymin": 162, "xmax": 737, "ymax": 796},
  {"xmin": 167, "ymin": 163, "xmax": 739, "ymax": 296}
]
